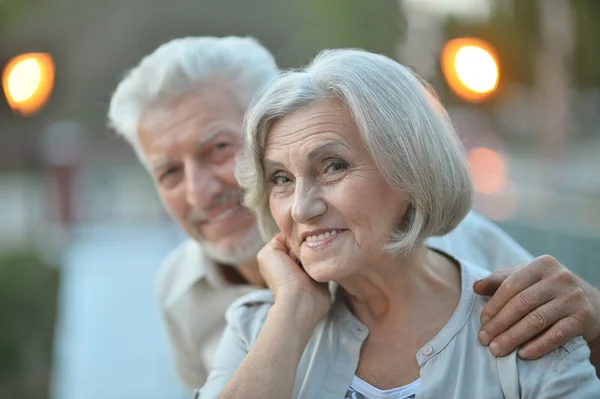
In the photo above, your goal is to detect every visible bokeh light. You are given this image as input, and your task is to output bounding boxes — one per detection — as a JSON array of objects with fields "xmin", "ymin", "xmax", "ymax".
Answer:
[
  {"xmin": 2, "ymin": 52, "xmax": 55, "ymax": 116},
  {"xmin": 441, "ymin": 38, "xmax": 499, "ymax": 102},
  {"xmin": 454, "ymin": 45, "xmax": 499, "ymax": 93},
  {"xmin": 468, "ymin": 147, "xmax": 506, "ymax": 194}
]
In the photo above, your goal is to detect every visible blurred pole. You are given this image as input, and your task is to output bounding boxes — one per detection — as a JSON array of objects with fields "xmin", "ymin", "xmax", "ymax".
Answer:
[
  {"xmin": 39, "ymin": 121, "xmax": 87, "ymax": 261},
  {"xmin": 396, "ymin": 1, "xmax": 443, "ymax": 80},
  {"xmin": 534, "ymin": 0, "xmax": 573, "ymax": 193}
]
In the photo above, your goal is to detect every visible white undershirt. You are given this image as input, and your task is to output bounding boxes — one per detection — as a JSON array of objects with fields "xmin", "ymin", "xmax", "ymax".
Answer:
[{"xmin": 345, "ymin": 376, "xmax": 421, "ymax": 399}]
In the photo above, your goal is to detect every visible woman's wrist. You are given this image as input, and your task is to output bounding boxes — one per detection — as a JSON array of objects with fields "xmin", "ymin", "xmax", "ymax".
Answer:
[{"xmin": 272, "ymin": 290, "xmax": 326, "ymax": 332}]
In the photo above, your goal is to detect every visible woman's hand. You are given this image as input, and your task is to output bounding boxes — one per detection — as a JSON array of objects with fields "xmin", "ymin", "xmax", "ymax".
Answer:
[{"xmin": 257, "ymin": 233, "xmax": 332, "ymax": 324}]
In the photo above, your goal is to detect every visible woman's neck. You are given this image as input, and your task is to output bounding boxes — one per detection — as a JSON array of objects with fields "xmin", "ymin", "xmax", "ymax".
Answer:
[{"xmin": 338, "ymin": 247, "xmax": 461, "ymax": 327}]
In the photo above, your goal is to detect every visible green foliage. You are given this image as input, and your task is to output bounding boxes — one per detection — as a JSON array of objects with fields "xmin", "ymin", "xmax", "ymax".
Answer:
[
  {"xmin": 284, "ymin": 0, "xmax": 405, "ymax": 65},
  {"xmin": 572, "ymin": 1, "xmax": 600, "ymax": 87},
  {"xmin": 0, "ymin": 251, "xmax": 60, "ymax": 399},
  {"xmin": 0, "ymin": 0, "xmax": 43, "ymax": 34}
]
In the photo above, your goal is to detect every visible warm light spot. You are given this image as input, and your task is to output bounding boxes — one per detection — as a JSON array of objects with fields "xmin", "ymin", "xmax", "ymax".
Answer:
[
  {"xmin": 441, "ymin": 38, "xmax": 500, "ymax": 102},
  {"xmin": 454, "ymin": 46, "xmax": 499, "ymax": 94},
  {"xmin": 7, "ymin": 58, "xmax": 42, "ymax": 103},
  {"xmin": 2, "ymin": 53, "xmax": 55, "ymax": 116},
  {"xmin": 468, "ymin": 147, "xmax": 506, "ymax": 194}
]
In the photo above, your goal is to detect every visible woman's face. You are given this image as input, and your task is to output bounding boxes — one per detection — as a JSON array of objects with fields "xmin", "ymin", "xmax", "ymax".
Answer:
[{"xmin": 263, "ymin": 99, "xmax": 409, "ymax": 282}]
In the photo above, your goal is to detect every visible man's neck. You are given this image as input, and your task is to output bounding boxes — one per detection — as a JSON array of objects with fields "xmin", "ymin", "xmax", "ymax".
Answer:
[{"xmin": 218, "ymin": 260, "xmax": 265, "ymax": 288}]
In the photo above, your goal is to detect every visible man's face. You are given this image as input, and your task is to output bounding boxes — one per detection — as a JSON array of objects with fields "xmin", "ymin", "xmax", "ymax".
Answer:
[{"xmin": 138, "ymin": 86, "xmax": 262, "ymax": 264}]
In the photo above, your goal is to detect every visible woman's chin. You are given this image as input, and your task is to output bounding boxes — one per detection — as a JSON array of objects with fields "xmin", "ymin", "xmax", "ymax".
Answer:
[{"xmin": 303, "ymin": 261, "xmax": 351, "ymax": 283}]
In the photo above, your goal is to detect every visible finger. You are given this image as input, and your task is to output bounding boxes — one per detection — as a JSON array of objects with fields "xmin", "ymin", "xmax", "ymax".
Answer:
[
  {"xmin": 485, "ymin": 297, "xmax": 571, "ymax": 356},
  {"xmin": 479, "ymin": 264, "xmax": 544, "ymax": 326},
  {"xmin": 479, "ymin": 278, "xmax": 557, "ymax": 345},
  {"xmin": 517, "ymin": 316, "xmax": 584, "ymax": 359},
  {"xmin": 270, "ymin": 233, "xmax": 290, "ymax": 251},
  {"xmin": 473, "ymin": 267, "xmax": 517, "ymax": 296}
]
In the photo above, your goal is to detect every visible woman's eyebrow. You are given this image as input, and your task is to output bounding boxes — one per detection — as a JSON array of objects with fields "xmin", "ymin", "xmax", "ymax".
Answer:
[
  {"xmin": 263, "ymin": 159, "xmax": 285, "ymax": 172},
  {"xmin": 307, "ymin": 142, "xmax": 346, "ymax": 160}
]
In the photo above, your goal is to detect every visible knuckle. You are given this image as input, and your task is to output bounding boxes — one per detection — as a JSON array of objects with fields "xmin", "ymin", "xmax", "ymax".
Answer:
[
  {"xmin": 555, "ymin": 269, "xmax": 576, "ymax": 285},
  {"xmin": 256, "ymin": 248, "xmax": 269, "ymax": 264},
  {"xmin": 565, "ymin": 286, "xmax": 586, "ymax": 303},
  {"xmin": 501, "ymin": 279, "xmax": 519, "ymax": 298},
  {"xmin": 525, "ymin": 310, "xmax": 548, "ymax": 331},
  {"xmin": 538, "ymin": 254, "xmax": 559, "ymax": 267},
  {"xmin": 515, "ymin": 293, "xmax": 533, "ymax": 313},
  {"xmin": 578, "ymin": 305, "xmax": 593, "ymax": 323},
  {"xmin": 551, "ymin": 327, "xmax": 570, "ymax": 345}
]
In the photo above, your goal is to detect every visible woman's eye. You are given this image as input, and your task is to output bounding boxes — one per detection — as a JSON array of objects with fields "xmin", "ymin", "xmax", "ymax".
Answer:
[
  {"xmin": 324, "ymin": 160, "xmax": 348, "ymax": 173},
  {"xmin": 272, "ymin": 176, "xmax": 291, "ymax": 185}
]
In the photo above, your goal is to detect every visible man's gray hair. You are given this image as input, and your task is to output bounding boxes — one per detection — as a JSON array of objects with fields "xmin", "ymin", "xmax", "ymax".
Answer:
[
  {"xmin": 108, "ymin": 36, "xmax": 278, "ymax": 160},
  {"xmin": 236, "ymin": 49, "xmax": 473, "ymax": 255}
]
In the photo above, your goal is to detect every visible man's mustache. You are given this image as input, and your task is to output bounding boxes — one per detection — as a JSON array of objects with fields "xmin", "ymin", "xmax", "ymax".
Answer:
[{"xmin": 187, "ymin": 189, "xmax": 244, "ymax": 224}]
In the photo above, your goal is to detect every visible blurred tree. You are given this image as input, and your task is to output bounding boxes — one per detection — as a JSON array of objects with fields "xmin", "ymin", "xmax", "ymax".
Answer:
[
  {"xmin": 0, "ymin": 252, "xmax": 59, "ymax": 399},
  {"xmin": 443, "ymin": 0, "xmax": 600, "ymax": 89},
  {"xmin": 0, "ymin": 0, "xmax": 47, "ymax": 34},
  {"xmin": 571, "ymin": 1, "xmax": 600, "ymax": 87},
  {"xmin": 283, "ymin": 0, "xmax": 405, "ymax": 64}
]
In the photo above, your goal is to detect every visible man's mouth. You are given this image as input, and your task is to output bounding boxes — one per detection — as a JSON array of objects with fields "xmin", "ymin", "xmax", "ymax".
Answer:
[{"xmin": 208, "ymin": 206, "xmax": 241, "ymax": 224}]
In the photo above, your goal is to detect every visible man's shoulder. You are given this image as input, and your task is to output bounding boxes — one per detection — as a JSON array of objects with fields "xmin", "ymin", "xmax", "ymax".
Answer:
[
  {"xmin": 428, "ymin": 211, "xmax": 533, "ymax": 271},
  {"xmin": 156, "ymin": 238, "xmax": 210, "ymax": 311}
]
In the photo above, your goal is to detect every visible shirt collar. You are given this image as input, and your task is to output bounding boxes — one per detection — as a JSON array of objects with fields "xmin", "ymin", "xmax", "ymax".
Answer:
[{"xmin": 162, "ymin": 239, "xmax": 228, "ymax": 309}]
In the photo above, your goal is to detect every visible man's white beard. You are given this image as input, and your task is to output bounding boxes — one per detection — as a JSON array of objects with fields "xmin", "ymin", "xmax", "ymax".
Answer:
[{"xmin": 199, "ymin": 224, "xmax": 265, "ymax": 266}]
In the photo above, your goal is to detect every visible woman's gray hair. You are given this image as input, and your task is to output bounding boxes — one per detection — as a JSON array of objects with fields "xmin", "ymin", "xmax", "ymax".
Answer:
[
  {"xmin": 236, "ymin": 49, "xmax": 473, "ymax": 255},
  {"xmin": 108, "ymin": 36, "xmax": 278, "ymax": 161}
]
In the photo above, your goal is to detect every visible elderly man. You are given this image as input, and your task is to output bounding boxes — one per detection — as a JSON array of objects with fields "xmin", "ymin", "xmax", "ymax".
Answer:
[{"xmin": 108, "ymin": 36, "xmax": 600, "ymax": 391}]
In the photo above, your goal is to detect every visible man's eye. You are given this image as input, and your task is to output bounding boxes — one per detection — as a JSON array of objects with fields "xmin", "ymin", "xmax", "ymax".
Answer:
[
  {"xmin": 215, "ymin": 142, "xmax": 231, "ymax": 151},
  {"xmin": 160, "ymin": 167, "xmax": 180, "ymax": 181}
]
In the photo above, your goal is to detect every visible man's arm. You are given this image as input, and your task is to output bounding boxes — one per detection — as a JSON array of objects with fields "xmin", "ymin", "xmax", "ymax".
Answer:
[{"xmin": 474, "ymin": 255, "xmax": 600, "ymax": 376}]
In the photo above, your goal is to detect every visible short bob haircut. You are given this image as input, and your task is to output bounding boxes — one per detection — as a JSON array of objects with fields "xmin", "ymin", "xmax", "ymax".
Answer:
[{"xmin": 236, "ymin": 49, "xmax": 473, "ymax": 255}]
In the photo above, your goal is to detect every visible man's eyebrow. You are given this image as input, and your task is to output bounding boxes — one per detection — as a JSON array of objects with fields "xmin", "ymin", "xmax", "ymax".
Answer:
[
  {"xmin": 195, "ymin": 128, "xmax": 236, "ymax": 147},
  {"xmin": 151, "ymin": 158, "xmax": 173, "ymax": 172}
]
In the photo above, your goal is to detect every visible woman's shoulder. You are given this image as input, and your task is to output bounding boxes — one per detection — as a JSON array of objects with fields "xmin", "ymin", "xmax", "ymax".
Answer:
[
  {"xmin": 515, "ymin": 336, "xmax": 599, "ymax": 395},
  {"xmin": 224, "ymin": 289, "xmax": 275, "ymax": 345},
  {"xmin": 459, "ymin": 261, "xmax": 599, "ymax": 395}
]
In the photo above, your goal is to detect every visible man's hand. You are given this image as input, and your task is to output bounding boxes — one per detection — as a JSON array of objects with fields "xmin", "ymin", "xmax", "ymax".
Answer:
[{"xmin": 473, "ymin": 255, "xmax": 600, "ymax": 359}]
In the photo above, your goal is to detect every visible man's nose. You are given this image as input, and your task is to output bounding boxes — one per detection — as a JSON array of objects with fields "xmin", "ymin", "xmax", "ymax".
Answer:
[
  {"xmin": 184, "ymin": 159, "xmax": 221, "ymax": 209},
  {"xmin": 291, "ymin": 179, "xmax": 327, "ymax": 224}
]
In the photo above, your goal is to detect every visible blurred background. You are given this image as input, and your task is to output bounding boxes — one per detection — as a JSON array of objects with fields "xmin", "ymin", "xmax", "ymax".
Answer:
[{"xmin": 0, "ymin": 0, "xmax": 598, "ymax": 398}]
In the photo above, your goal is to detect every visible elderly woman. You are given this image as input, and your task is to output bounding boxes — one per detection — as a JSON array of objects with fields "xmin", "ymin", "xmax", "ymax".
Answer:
[{"xmin": 199, "ymin": 49, "xmax": 600, "ymax": 399}]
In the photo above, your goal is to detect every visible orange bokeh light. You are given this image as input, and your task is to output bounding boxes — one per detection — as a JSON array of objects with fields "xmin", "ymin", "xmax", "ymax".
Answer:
[
  {"xmin": 2, "ymin": 53, "xmax": 55, "ymax": 116},
  {"xmin": 468, "ymin": 147, "xmax": 506, "ymax": 194},
  {"xmin": 441, "ymin": 38, "xmax": 499, "ymax": 102}
]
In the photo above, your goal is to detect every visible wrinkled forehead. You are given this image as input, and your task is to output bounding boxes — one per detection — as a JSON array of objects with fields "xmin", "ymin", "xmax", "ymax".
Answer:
[
  {"xmin": 262, "ymin": 99, "xmax": 361, "ymax": 161},
  {"xmin": 142, "ymin": 85, "xmax": 245, "ymax": 130}
]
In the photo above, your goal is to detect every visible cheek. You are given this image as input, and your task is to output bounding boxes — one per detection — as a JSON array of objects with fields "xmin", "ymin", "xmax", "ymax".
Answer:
[
  {"xmin": 269, "ymin": 196, "xmax": 292, "ymax": 233},
  {"xmin": 215, "ymin": 158, "xmax": 239, "ymax": 186},
  {"xmin": 160, "ymin": 187, "xmax": 189, "ymax": 222}
]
